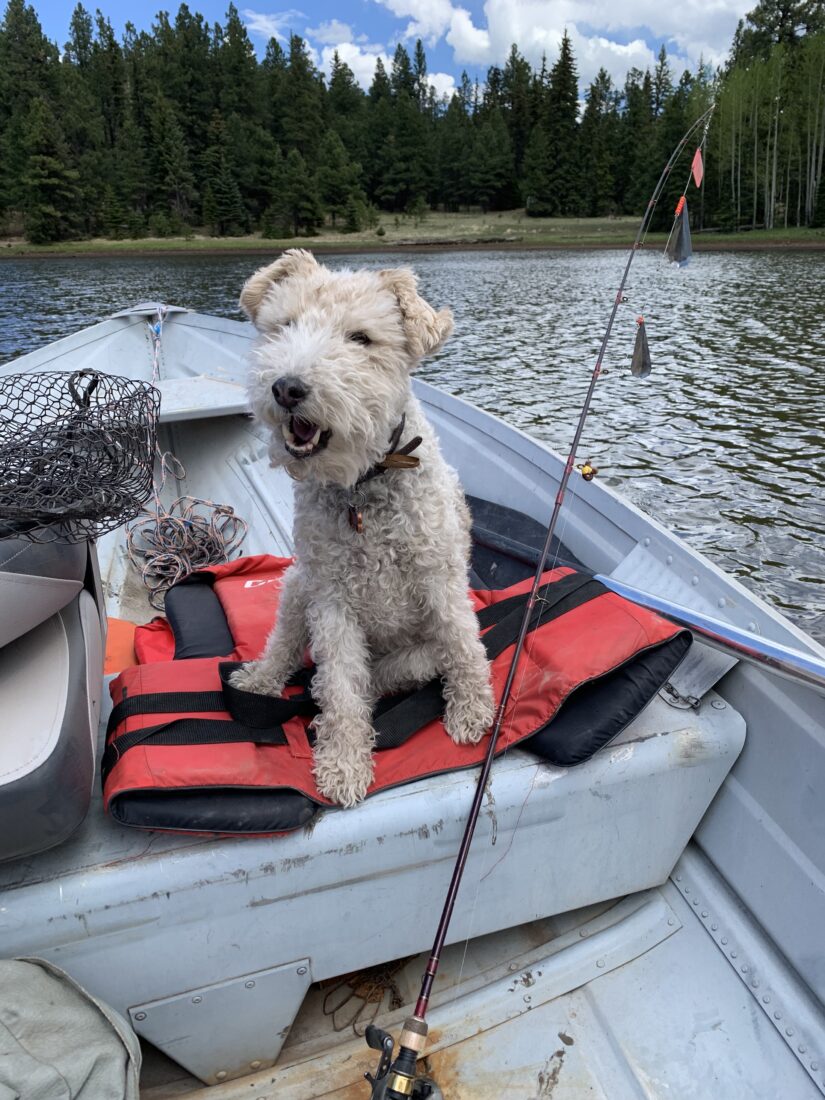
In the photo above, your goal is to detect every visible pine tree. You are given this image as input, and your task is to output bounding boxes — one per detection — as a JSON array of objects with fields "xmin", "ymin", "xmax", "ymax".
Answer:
[
  {"xmin": 281, "ymin": 147, "xmax": 322, "ymax": 235},
  {"xmin": 502, "ymin": 45, "xmax": 533, "ymax": 178},
  {"xmin": 327, "ymin": 51, "xmax": 366, "ymax": 163},
  {"xmin": 437, "ymin": 89, "xmax": 476, "ymax": 209},
  {"xmin": 282, "ymin": 34, "xmax": 324, "ymax": 162},
  {"xmin": 413, "ymin": 39, "xmax": 428, "ymax": 107},
  {"xmin": 618, "ymin": 68, "xmax": 657, "ymax": 214},
  {"xmin": 150, "ymin": 95, "xmax": 196, "ymax": 224},
  {"xmin": 391, "ymin": 43, "xmax": 416, "ymax": 99},
  {"xmin": 546, "ymin": 30, "xmax": 580, "ymax": 215},
  {"xmin": 471, "ymin": 109, "xmax": 514, "ymax": 211},
  {"xmin": 316, "ymin": 130, "xmax": 363, "ymax": 226},
  {"xmin": 202, "ymin": 182, "xmax": 218, "ymax": 233},
  {"xmin": 217, "ymin": 3, "xmax": 257, "ymax": 118},
  {"xmin": 579, "ymin": 69, "xmax": 618, "ymax": 215},
  {"xmin": 522, "ymin": 125, "xmax": 554, "ymax": 216},
  {"xmin": 22, "ymin": 97, "xmax": 82, "ymax": 243},
  {"xmin": 0, "ymin": 0, "xmax": 60, "ymax": 212},
  {"xmin": 366, "ymin": 57, "xmax": 395, "ymax": 201}
]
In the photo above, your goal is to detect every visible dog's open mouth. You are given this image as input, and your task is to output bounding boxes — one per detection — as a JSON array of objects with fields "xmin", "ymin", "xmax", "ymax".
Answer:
[{"xmin": 281, "ymin": 416, "xmax": 332, "ymax": 459}]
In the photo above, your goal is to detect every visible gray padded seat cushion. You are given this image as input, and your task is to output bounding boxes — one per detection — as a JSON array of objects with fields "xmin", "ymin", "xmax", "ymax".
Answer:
[
  {"xmin": 0, "ymin": 537, "xmax": 86, "ymax": 581},
  {"xmin": 0, "ymin": 540, "xmax": 87, "ymax": 648}
]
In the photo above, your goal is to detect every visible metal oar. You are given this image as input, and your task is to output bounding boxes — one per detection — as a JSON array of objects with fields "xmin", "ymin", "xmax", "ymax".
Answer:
[
  {"xmin": 363, "ymin": 104, "xmax": 718, "ymax": 1099},
  {"xmin": 596, "ymin": 575, "xmax": 825, "ymax": 697}
]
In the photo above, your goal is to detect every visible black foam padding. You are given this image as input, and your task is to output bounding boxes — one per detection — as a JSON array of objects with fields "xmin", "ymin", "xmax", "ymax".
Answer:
[
  {"xmin": 467, "ymin": 495, "xmax": 583, "ymax": 590},
  {"xmin": 109, "ymin": 787, "xmax": 321, "ymax": 833},
  {"xmin": 526, "ymin": 631, "xmax": 692, "ymax": 767},
  {"xmin": 165, "ymin": 580, "xmax": 235, "ymax": 660}
]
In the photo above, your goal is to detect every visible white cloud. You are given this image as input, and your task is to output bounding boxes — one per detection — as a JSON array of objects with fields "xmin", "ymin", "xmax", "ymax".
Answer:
[
  {"xmin": 320, "ymin": 42, "xmax": 393, "ymax": 88},
  {"xmin": 305, "ymin": 19, "xmax": 354, "ymax": 44},
  {"xmin": 379, "ymin": 0, "xmax": 455, "ymax": 45},
  {"xmin": 429, "ymin": 71, "xmax": 457, "ymax": 98},
  {"xmin": 242, "ymin": 8, "xmax": 305, "ymax": 42},
  {"xmin": 446, "ymin": 8, "xmax": 490, "ymax": 63},
  {"xmin": 377, "ymin": 0, "xmax": 749, "ymax": 88}
]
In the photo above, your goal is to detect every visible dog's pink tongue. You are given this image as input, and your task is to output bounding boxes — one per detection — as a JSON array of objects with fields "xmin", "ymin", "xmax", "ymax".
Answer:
[{"xmin": 292, "ymin": 416, "xmax": 318, "ymax": 443}]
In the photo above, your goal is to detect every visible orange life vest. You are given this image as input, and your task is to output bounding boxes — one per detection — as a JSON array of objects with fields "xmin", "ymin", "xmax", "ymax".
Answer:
[{"xmin": 102, "ymin": 555, "xmax": 689, "ymax": 835}]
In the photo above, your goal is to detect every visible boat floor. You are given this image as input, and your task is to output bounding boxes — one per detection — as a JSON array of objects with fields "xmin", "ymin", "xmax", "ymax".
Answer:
[{"xmin": 141, "ymin": 845, "xmax": 822, "ymax": 1098}]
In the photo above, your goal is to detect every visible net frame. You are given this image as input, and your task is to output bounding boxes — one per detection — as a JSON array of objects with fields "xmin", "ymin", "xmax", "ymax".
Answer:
[{"xmin": 0, "ymin": 369, "xmax": 160, "ymax": 544}]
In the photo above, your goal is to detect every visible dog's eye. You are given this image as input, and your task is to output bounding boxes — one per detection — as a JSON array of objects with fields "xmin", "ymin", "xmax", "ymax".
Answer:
[
  {"xmin": 281, "ymin": 319, "xmax": 292, "ymax": 328},
  {"xmin": 348, "ymin": 331, "xmax": 371, "ymax": 346}
]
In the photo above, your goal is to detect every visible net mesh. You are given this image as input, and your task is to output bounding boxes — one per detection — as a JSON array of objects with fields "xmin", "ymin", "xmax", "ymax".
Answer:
[{"xmin": 0, "ymin": 369, "xmax": 160, "ymax": 544}]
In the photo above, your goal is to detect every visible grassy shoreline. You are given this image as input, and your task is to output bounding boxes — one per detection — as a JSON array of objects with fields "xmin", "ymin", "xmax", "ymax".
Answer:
[{"xmin": 3, "ymin": 212, "xmax": 824, "ymax": 259}]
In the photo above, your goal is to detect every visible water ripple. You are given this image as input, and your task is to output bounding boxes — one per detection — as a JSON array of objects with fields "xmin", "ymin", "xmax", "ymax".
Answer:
[{"xmin": 1, "ymin": 249, "xmax": 822, "ymax": 641}]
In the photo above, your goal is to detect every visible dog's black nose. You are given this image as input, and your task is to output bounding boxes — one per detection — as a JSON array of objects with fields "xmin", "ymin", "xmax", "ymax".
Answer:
[{"xmin": 272, "ymin": 375, "xmax": 308, "ymax": 409}]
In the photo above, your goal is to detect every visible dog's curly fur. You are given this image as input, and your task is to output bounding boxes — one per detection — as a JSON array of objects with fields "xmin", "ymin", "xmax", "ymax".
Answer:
[{"xmin": 232, "ymin": 250, "xmax": 495, "ymax": 806}]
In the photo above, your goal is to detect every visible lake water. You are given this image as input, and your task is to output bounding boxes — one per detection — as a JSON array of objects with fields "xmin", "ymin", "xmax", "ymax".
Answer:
[{"xmin": 1, "ymin": 249, "xmax": 823, "ymax": 642}]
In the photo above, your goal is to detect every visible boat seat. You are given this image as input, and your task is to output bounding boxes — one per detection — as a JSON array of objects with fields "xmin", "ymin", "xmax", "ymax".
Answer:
[
  {"xmin": 0, "ymin": 538, "xmax": 104, "ymax": 861},
  {"xmin": 0, "ymin": 537, "xmax": 87, "ymax": 647}
]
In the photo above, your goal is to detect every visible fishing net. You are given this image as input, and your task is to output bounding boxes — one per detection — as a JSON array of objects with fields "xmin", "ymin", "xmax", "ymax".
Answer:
[{"xmin": 0, "ymin": 370, "xmax": 160, "ymax": 544}]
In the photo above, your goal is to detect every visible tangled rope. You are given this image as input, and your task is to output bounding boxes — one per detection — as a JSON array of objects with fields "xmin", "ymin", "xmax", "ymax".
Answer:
[{"xmin": 127, "ymin": 452, "xmax": 248, "ymax": 610}]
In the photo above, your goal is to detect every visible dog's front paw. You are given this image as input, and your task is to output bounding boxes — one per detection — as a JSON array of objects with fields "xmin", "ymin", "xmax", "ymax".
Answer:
[
  {"xmin": 229, "ymin": 660, "xmax": 286, "ymax": 698},
  {"xmin": 444, "ymin": 680, "xmax": 495, "ymax": 745},
  {"xmin": 312, "ymin": 715, "xmax": 375, "ymax": 807}
]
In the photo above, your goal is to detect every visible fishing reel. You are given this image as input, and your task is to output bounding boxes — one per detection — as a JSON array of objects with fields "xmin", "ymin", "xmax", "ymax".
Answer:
[{"xmin": 364, "ymin": 1024, "xmax": 442, "ymax": 1099}]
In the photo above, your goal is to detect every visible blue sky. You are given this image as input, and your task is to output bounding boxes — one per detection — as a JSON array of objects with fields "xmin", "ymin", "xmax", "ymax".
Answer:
[{"xmin": 32, "ymin": 0, "xmax": 752, "ymax": 95}]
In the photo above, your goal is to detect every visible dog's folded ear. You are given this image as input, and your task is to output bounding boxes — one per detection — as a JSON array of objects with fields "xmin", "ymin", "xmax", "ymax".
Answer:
[
  {"xmin": 378, "ymin": 267, "xmax": 454, "ymax": 362},
  {"xmin": 240, "ymin": 249, "xmax": 319, "ymax": 325}
]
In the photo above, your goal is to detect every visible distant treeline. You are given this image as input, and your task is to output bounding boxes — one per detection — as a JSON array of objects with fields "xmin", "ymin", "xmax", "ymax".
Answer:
[{"xmin": 0, "ymin": 0, "xmax": 824, "ymax": 244}]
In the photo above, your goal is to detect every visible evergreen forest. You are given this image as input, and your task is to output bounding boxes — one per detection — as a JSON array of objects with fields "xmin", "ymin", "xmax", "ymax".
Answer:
[{"xmin": 1, "ymin": 0, "xmax": 824, "ymax": 244}]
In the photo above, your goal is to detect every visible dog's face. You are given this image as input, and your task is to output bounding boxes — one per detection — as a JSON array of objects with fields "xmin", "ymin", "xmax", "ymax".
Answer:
[{"xmin": 240, "ymin": 250, "xmax": 453, "ymax": 488}]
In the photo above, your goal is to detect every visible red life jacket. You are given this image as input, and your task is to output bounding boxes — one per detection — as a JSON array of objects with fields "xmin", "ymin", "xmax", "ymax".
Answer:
[{"xmin": 102, "ymin": 555, "xmax": 690, "ymax": 835}]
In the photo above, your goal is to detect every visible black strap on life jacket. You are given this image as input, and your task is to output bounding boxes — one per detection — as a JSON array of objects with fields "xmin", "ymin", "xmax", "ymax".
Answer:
[{"xmin": 102, "ymin": 572, "xmax": 605, "ymax": 781}]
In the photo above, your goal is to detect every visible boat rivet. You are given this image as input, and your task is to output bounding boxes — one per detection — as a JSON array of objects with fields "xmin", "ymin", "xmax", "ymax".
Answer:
[
  {"xmin": 711, "ymin": 923, "xmax": 718, "ymax": 931},
  {"xmin": 740, "ymin": 965, "xmax": 748, "ymax": 973},
  {"xmin": 250, "ymin": 1060, "xmax": 262, "ymax": 1069},
  {"xmin": 667, "ymin": 918, "xmax": 675, "ymax": 926},
  {"xmin": 245, "ymin": 980, "xmax": 256, "ymax": 989},
  {"xmin": 774, "ymin": 1012, "xmax": 782, "ymax": 1020},
  {"xmin": 748, "ymin": 622, "xmax": 757, "ymax": 632},
  {"xmin": 786, "ymin": 1029, "xmax": 794, "ymax": 1037},
  {"xmin": 643, "ymin": 538, "xmax": 650, "ymax": 547},
  {"xmin": 596, "ymin": 959, "xmax": 605, "ymax": 969},
  {"xmin": 810, "ymin": 1061, "xmax": 818, "ymax": 1071},
  {"xmin": 192, "ymin": 996, "xmax": 202, "ymax": 1004},
  {"xmin": 579, "ymin": 929, "xmax": 589, "ymax": 938},
  {"xmin": 762, "ymin": 996, "xmax": 770, "ymax": 1004},
  {"xmin": 717, "ymin": 597, "xmax": 726, "ymax": 608},
  {"xmin": 798, "ymin": 1045, "xmax": 807, "ymax": 1054},
  {"xmin": 509, "ymin": 962, "xmax": 519, "ymax": 970},
  {"xmin": 721, "ymin": 937, "xmax": 728, "ymax": 945},
  {"xmin": 731, "ymin": 951, "xmax": 737, "ymax": 959},
  {"xmin": 752, "ymin": 980, "xmax": 759, "ymax": 988},
  {"xmin": 711, "ymin": 700, "xmax": 726, "ymax": 710},
  {"xmin": 297, "ymin": 966, "xmax": 308, "ymax": 976},
  {"xmin": 691, "ymin": 575, "xmax": 699, "ymax": 586},
  {"xmin": 134, "ymin": 1012, "xmax": 146, "ymax": 1021},
  {"xmin": 701, "ymin": 910, "xmax": 708, "ymax": 918},
  {"xmin": 666, "ymin": 555, "xmax": 673, "ymax": 565},
  {"xmin": 216, "ymin": 1071, "xmax": 227, "ymax": 1081},
  {"xmin": 684, "ymin": 887, "xmax": 690, "ymax": 894},
  {"xmin": 523, "ymin": 994, "xmax": 532, "ymax": 1003}
]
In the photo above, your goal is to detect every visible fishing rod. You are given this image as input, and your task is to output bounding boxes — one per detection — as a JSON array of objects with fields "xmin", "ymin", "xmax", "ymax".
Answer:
[{"xmin": 363, "ymin": 103, "xmax": 716, "ymax": 1099}]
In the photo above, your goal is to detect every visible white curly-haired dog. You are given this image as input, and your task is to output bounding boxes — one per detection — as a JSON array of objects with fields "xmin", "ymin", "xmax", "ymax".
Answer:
[{"xmin": 231, "ymin": 249, "xmax": 495, "ymax": 807}]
